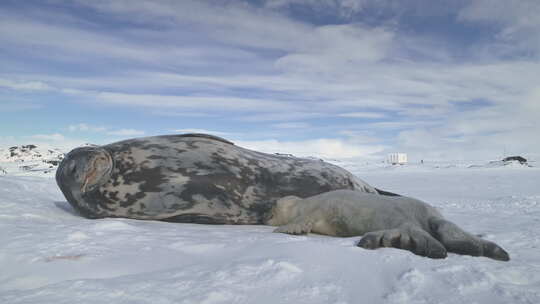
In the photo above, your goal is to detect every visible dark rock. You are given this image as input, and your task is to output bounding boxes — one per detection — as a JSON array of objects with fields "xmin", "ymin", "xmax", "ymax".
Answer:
[
  {"xmin": 44, "ymin": 160, "xmax": 61, "ymax": 166},
  {"xmin": 503, "ymin": 156, "xmax": 527, "ymax": 164}
]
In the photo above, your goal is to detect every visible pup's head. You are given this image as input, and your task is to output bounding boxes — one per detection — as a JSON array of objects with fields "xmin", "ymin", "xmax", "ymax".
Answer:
[{"xmin": 268, "ymin": 195, "xmax": 302, "ymax": 226}]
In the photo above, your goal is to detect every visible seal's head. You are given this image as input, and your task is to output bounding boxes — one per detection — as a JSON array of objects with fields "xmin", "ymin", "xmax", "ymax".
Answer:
[{"xmin": 56, "ymin": 146, "xmax": 114, "ymax": 218}]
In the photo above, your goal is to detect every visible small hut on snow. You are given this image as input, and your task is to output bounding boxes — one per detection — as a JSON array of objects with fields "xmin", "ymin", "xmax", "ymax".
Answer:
[{"xmin": 387, "ymin": 153, "xmax": 408, "ymax": 165}]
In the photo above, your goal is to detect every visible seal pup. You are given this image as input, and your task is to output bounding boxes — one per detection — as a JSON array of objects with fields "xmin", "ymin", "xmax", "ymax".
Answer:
[{"xmin": 268, "ymin": 190, "xmax": 510, "ymax": 261}]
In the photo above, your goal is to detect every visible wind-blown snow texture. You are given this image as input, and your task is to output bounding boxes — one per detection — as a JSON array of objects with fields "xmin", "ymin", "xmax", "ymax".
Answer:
[{"xmin": 1, "ymin": 162, "xmax": 539, "ymax": 303}]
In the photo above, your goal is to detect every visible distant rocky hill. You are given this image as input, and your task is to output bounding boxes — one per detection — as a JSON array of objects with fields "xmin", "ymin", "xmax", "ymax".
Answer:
[
  {"xmin": 0, "ymin": 145, "xmax": 65, "ymax": 176},
  {"xmin": 468, "ymin": 155, "xmax": 533, "ymax": 169}
]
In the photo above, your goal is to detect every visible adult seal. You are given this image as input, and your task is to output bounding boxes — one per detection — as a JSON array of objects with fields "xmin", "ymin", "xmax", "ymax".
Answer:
[
  {"xmin": 56, "ymin": 133, "xmax": 509, "ymax": 261},
  {"xmin": 56, "ymin": 134, "xmax": 377, "ymax": 224}
]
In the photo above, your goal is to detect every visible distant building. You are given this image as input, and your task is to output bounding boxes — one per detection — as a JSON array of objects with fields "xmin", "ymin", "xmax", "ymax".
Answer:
[{"xmin": 387, "ymin": 153, "xmax": 408, "ymax": 165}]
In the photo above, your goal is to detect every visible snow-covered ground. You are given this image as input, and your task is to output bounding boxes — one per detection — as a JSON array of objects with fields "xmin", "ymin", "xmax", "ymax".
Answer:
[{"xmin": 1, "ymin": 162, "xmax": 539, "ymax": 303}]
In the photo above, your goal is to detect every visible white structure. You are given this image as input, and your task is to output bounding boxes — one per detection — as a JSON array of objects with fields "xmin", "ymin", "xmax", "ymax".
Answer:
[{"xmin": 387, "ymin": 153, "xmax": 408, "ymax": 165}]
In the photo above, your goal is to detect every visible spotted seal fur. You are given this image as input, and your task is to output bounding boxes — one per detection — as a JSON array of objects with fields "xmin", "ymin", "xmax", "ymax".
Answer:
[{"xmin": 56, "ymin": 134, "xmax": 376, "ymax": 224}]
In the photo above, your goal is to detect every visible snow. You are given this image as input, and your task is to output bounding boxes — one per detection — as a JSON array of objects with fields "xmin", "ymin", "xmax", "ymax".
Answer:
[{"xmin": 1, "ymin": 162, "xmax": 540, "ymax": 303}]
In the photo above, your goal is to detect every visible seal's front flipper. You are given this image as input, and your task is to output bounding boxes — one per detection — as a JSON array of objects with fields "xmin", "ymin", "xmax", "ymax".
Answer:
[
  {"xmin": 273, "ymin": 218, "xmax": 313, "ymax": 235},
  {"xmin": 357, "ymin": 226, "xmax": 447, "ymax": 259},
  {"xmin": 428, "ymin": 218, "xmax": 510, "ymax": 261}
]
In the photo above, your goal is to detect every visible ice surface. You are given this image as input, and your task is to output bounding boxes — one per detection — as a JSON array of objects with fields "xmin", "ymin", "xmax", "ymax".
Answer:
[{"xmin": 1, "ymin": 163, "xmax": 539, "ymax": 303}]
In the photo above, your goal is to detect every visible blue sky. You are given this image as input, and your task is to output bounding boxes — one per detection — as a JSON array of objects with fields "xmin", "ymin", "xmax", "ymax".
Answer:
[{"xmin": 1, "ymin": 0, "xmax": 539, "ymax": 161}]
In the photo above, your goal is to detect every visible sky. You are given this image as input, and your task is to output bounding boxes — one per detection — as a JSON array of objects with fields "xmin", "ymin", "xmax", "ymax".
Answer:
[{"xmin": 1, "ymin": 0, "xmax": 539, "ymax": 161}]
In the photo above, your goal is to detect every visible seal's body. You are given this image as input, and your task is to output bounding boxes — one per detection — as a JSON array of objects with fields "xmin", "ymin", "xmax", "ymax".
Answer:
[
  {"xmin": 56, "ymin": 134, "xmax": 376, "ymax": 224},
  {"xmin": 269, "ymin": 190, "xmax": 509, "ymax": 261}
]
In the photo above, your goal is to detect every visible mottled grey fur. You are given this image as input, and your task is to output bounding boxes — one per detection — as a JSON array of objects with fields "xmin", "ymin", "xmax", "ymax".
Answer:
[{"xmin": 56, "ymin": 134, "xmax": 375, "ymax": 224}]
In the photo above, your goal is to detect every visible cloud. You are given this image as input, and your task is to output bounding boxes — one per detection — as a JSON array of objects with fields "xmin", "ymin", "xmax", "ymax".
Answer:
[
  {"xmin": 274, "ymin": 25, "xmax": 394, "ymax": 73},
  {"xmin": 338, "ymin": 112, "xmax": 386, "ymax": 119},
  {"xmin": 0, "ymin": 1, "xmax": 539, "ymax": 161},
  {"xmin": 3, "ymin": 1, "xmax": 534, "ymax": 122},
  {"xmin": 366, "ymin": 121, "xmax": 438, "ymax": 130},
  {"xmin": 394, "ymin": 101, "xmax": 540, "ymax": 161},
  {"xmin": 237, "ymin": 138, "xmax": 385, "ymax": 159},
  {"xmin": 172, "ymin": 129, "xmax": 231, "ymax": 136},
  {"xmin": 68, "ymin": 123, "xmax": 145, "ymax": 137},
  {"xmin": 40, "ymin": 0, "xmax": 393, "ymax": 72},
  {"xmin": 0, "ymin": 78, "xmax": 53, "ymax": 91},
  {"xmin": 264, "ymin": 0, "xmax": 467, "ymax": 17},
  {"xmin": 68, "ymin": 123, "xmax": 107, "ymax": 132},
  {"xmin": 458, "ymin": 0, "xmax": 540, "ymax": 28},
  {"xmin": 0, "ymin": 16, "xmax": 160, "ymax": 64},
  {"xmin": 151, "ymin": 111, "xmax": 217, "ymax": 118},
  {"xmin": 0, "ymin": 1, "xmax": 273, "ymax": 71},
  {"xmin": 458, "ymin": 0, "xmax": 540, "ymax": 56},
  {"xmin": 93, "ymin": 92, "xmax": 294, "ymax": 112},
  {"xmin": 238, "ymin": 112, "xmax": 325, "ymax": 122},
  {"xmin": 28, "ymin": 133, "xmax": 65, "ymax": 141},
  {"xmin": 0, "ymin": 102, "xmax": 41, "ymax": 112},
  {"xmin": 106, "ymin": 129, "xmax": 146, "ymax": 136},
  {"xmin": 271, "ymin": 122, "xmax": 311, "ymax": 129}
]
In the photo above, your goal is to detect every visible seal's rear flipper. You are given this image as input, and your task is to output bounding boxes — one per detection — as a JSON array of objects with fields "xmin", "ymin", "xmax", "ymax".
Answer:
[
  {"xmin": 357, "ymin": 225, "xmax": 447, "ymax": 259},
  {"xmin": 428, "ymin": 218, "xmax": 510, "ymax": 261}
]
